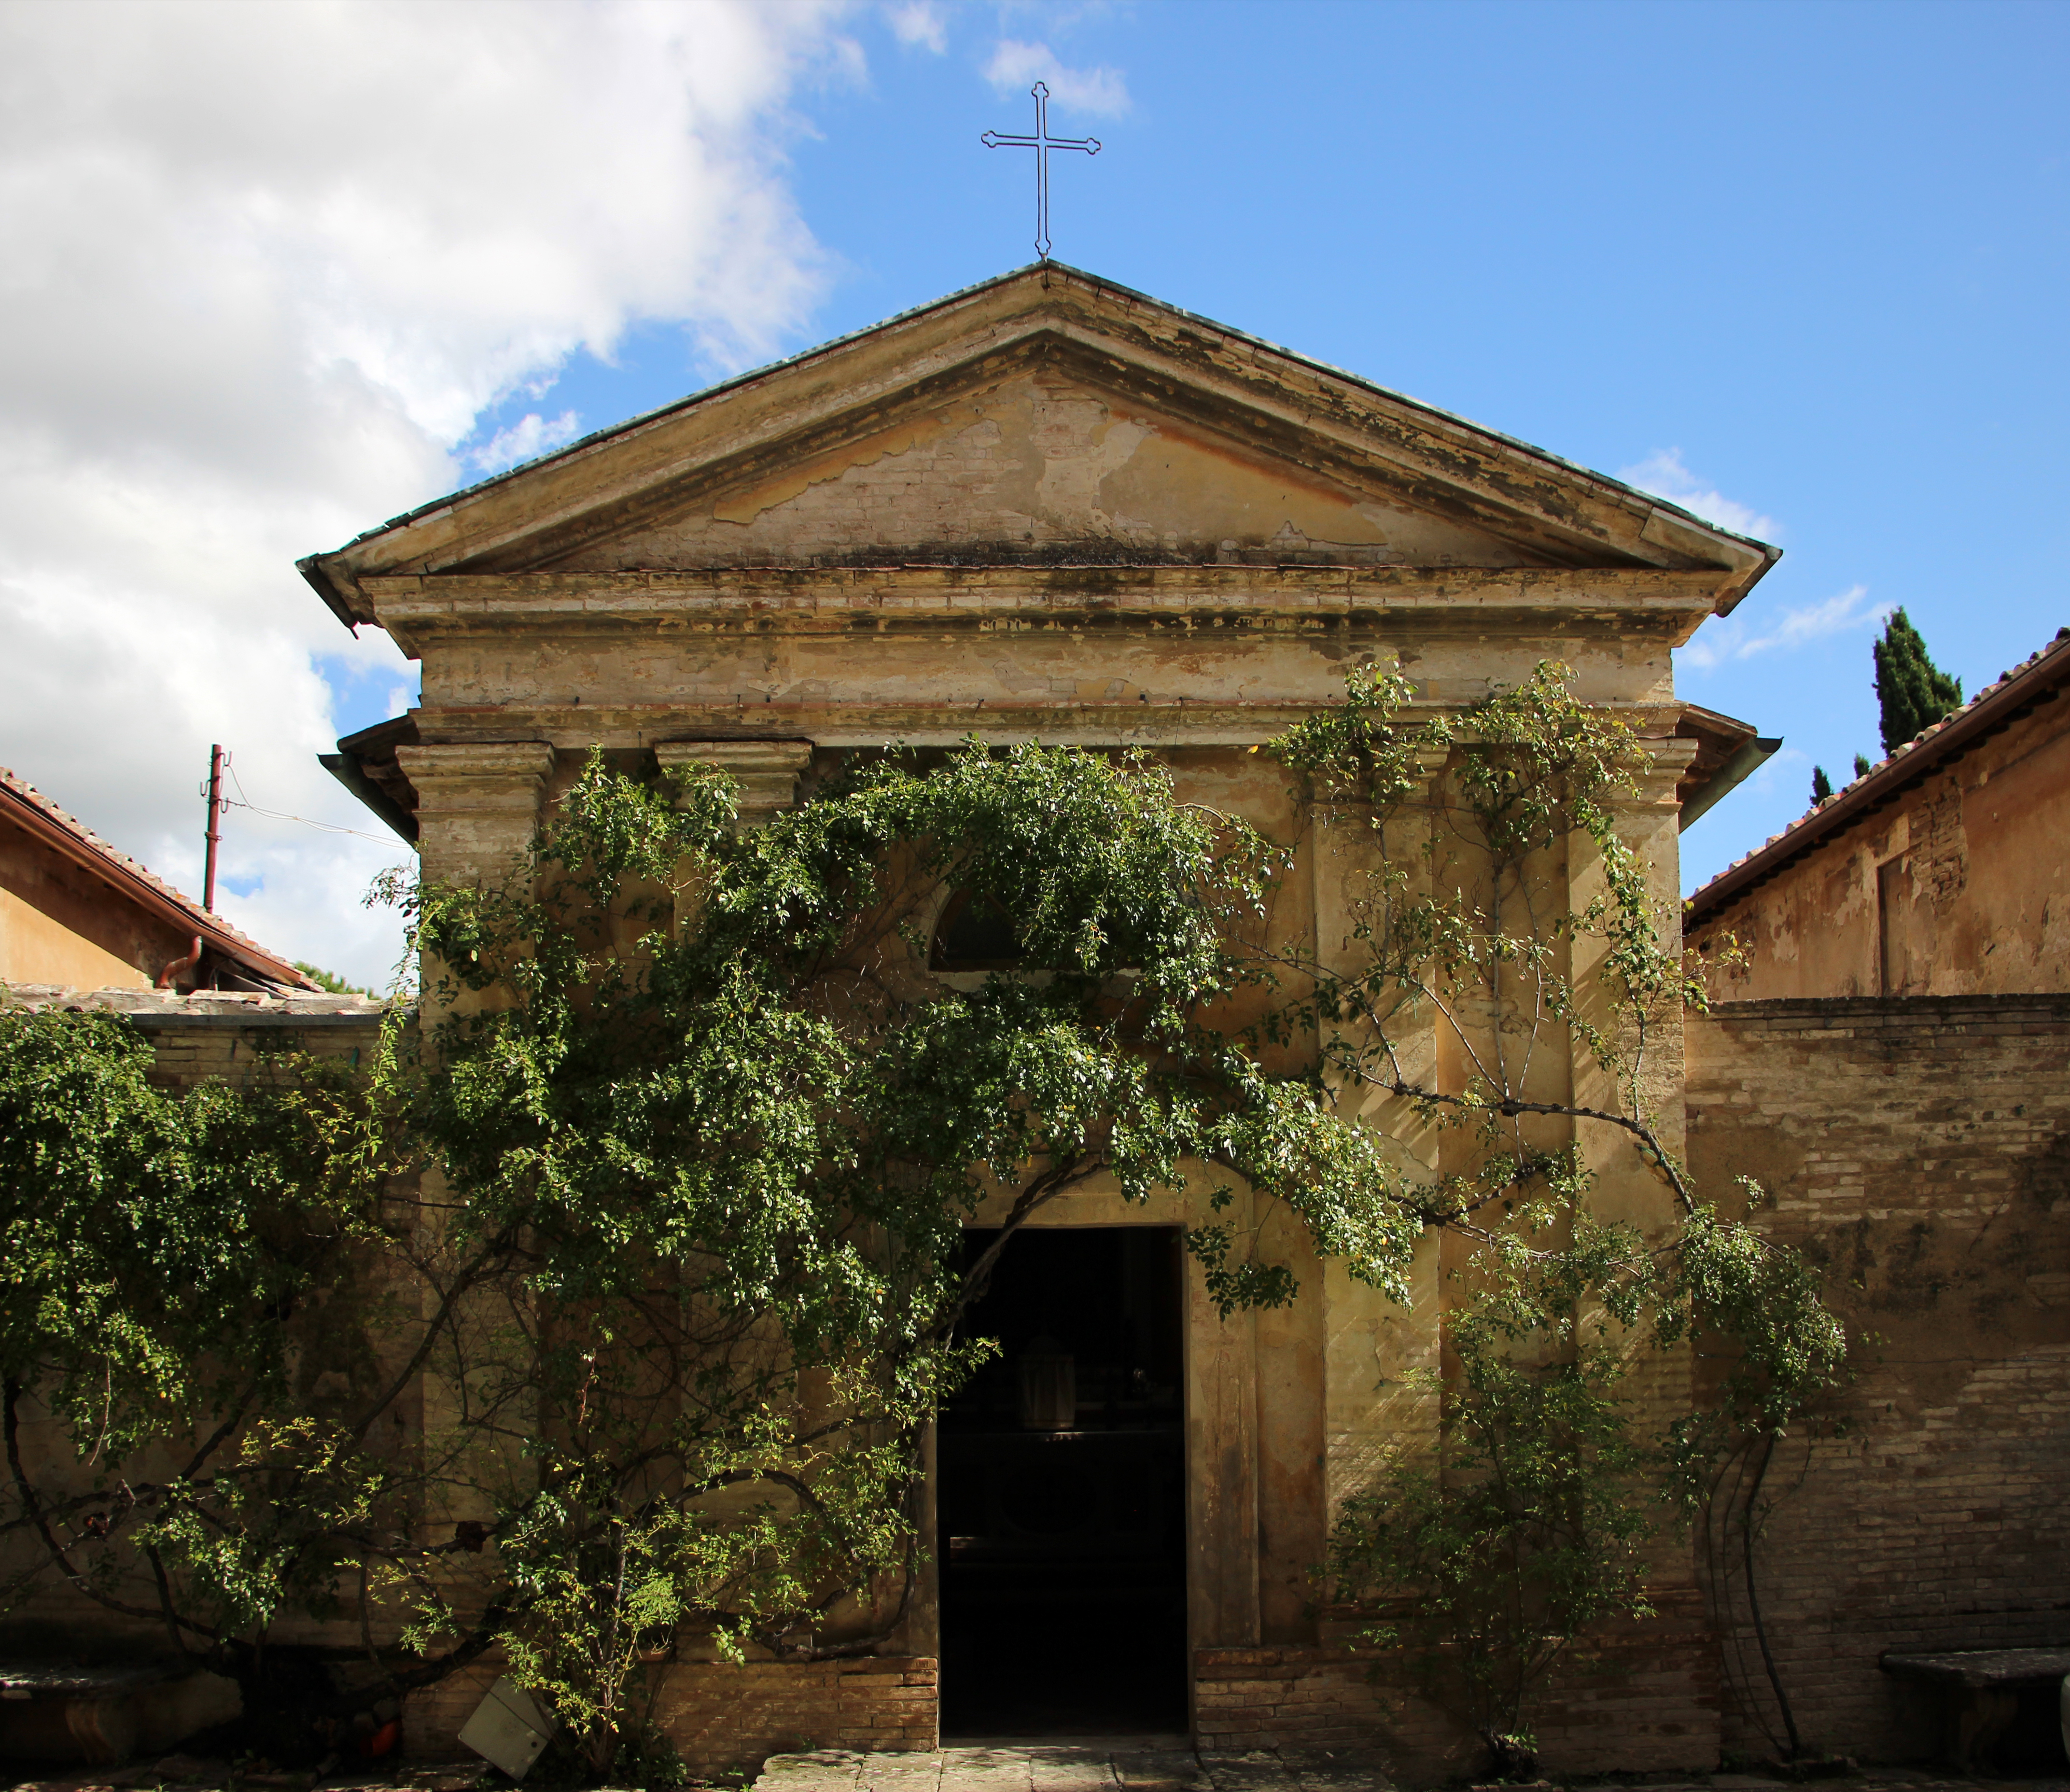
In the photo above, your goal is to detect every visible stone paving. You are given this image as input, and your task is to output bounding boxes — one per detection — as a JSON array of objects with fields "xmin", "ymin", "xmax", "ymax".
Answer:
[
  {"xmin": 4, "ymin": 1755, "xmax": 2066, "ymax": 1792},
  {"xmin": 747, "ymin": 1744, "xmax": 2070, "ymax": 1792},
  {"xmin": 753, "ymin": 1743, "xmax": 1386, "ymax": 1792}
]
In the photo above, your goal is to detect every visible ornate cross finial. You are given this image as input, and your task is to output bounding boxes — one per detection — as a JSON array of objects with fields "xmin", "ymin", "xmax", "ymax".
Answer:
[{"xmin": 982, "ymin": 82, "xmax": 1100, "ymax": 261}]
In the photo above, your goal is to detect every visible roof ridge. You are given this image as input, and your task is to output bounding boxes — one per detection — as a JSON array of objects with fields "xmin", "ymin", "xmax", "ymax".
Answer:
[{"xmin": 324, "ymin": 262, "xmax": 1779, "ymax": 564}]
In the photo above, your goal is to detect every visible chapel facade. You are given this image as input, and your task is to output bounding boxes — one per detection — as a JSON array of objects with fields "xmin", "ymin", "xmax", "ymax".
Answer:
[{"xmin": 298, "ymin": 265, "xmax": 1782, "ymax": 1773}]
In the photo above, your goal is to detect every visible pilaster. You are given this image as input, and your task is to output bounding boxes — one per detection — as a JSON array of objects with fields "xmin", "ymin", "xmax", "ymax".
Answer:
[
  {"xmin": 394, "ymin": 742, "xmax": 557, "ymax": 889},
  {"xmin": 1582, "ymin": 735, "xmax": 1702, "ymax": 1171},
  {"xmin": 654, "ymin": 740, "xmax": 814, "ymax": 831},
  {"xmin": 1316, "ymin": 746, "xmax": 1450, "ymax": 1558}
]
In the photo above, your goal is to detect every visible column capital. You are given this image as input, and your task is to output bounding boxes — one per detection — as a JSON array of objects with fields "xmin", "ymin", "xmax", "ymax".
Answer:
[
  {"xmin": 1627, "ymin": 736, "xmax": 1702, "ymax": 808},
  {"xmin": 395, "ymin": 741, "xmax": 556, "ymax": 886},
  {"xmin": 654, "ymin": 739, "xmax": 814, "ymax": 829},
  {"xmin": 396, "ymin": 740, "xmax": 556, "ymax": 795}
]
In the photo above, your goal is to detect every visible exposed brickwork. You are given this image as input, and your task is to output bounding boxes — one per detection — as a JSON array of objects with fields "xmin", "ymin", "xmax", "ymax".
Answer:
[
  {"xmin": 1197, "ymin": 1590, "xmax": 1718, "ymax": 1779},
  {"xmin": 1687, "ymin": 996, "xmax": 2070, "ymax": 1763},
  {"xmin": 404, "ymin": 1658, "xmax": 938, "ymax": 1776}
]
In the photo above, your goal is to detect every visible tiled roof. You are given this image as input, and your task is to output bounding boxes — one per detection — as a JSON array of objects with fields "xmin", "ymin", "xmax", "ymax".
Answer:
[
  {"xmin": 0, "ymin": 765, "xmax": 315, "ymax": 990},
  {"xmin": 1685, "ymin": 625, "xmax": 2070, "ymax": 927}
]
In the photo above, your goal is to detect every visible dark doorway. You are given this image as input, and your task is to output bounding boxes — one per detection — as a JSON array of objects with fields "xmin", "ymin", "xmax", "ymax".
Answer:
[{"xmin": 937, "ymin": 1226, "xmax": 1188, "ymax": 1737}]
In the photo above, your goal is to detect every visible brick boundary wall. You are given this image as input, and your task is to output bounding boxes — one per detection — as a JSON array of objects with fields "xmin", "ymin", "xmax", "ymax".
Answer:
[
  {"xmin": 1686, "ymin": 996, "xmax": 2070, "ymax": 1766},
  {"xmin": 404, "ymin": 1658, "xmax": 938, "ymax": 1775},
  {"xmin": 1196, "ymin": 1588, "xmax": 1718, "ymax": 1780}
]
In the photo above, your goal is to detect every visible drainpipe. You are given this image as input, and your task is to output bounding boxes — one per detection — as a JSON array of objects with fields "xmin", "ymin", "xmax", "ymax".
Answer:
[{"xmin": 156, "ymin": 936, "xmax": 202, "ymax": 990}]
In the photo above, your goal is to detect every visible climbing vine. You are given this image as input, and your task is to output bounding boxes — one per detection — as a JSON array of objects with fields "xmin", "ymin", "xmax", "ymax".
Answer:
[{"xmin": 0, "ymin": 667, "xmax": 1845, "ymax": 1781}]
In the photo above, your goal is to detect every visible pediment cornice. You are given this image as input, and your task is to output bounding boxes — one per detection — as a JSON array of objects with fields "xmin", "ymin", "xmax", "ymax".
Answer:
[{"xmin": 303, "ymin": 267, "xmax": 1778, "ymax": 634}]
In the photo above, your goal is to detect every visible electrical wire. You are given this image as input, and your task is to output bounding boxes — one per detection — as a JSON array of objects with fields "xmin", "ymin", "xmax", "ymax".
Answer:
[
  {"xmin": 219, "ymin": 797, "xmax": 405, "ymax": 849},
  {"xmin": 220, "ymin": 757, "xmax": 408, "ymax": 850}
]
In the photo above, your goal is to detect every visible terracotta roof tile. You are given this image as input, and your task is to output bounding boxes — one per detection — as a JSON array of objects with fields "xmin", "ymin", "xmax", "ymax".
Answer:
[{"xmin": 1685, "ymin": 626, "xmax": 2070, "ymax": 923}]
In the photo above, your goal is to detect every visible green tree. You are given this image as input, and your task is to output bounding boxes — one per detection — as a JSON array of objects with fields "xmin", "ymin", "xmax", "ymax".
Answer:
[
  {"xmin": 1873, "ymin": 608, "xmax": 1962, "ymax": 753},
  {"xmin": 293, "ymin": 961, "xmax": 375, "ymax": 996},
  {"xmin": 3, "ymin": 676, "xmax": 1846, "ymax": 1782},
  {"xmin": 1810, "ymin": 766, "xmax": 1833, "ymax": 805}
]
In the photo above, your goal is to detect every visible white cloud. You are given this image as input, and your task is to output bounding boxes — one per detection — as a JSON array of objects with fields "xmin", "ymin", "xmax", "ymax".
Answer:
[
  {"xmin": 1617, "ymin": 448, "xmax": 1778, "ymax": 542},
  {"xmin": 468, "ymin": 410, "xmax": 584, "ymax": 476},
  {"xmin": 1678, "ymin": 583, "xmax": 1892, "ymax": 672},
  {"xmin": 887, "ymin": 1, "xmax": 949, "ymax": 53},
  {"xmin": 0, "ymin": 0, "xmax": 852, "ymax": 988},
  {"xmin": 984, "ymin": 39, "xmax": 1130, "ymax": 116}
]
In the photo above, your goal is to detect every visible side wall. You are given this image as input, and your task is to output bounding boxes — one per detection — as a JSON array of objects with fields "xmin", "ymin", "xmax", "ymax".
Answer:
[
  {"xmin": 0, "ymin": 820, "xmax": 185, "ymax": 988},
  {"xmin": 1686, "ymin": 996, "xmax": 2070, "ymax": 1761},
  {"xmin": 1689, "ymin": 698, "xmax": 2070, "ymax": 1001}
]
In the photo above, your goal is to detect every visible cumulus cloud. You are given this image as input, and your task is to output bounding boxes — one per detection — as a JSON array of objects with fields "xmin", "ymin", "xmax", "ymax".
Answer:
[
  {"xmin": 1679, "ymin": 583, "xmax": 1892, "ymax": 672},
  {"xmin": 469, "ymin": 411, "xmax": 585, "ymax": 477},
  {"xmin": 0, "ymin": 0, "xmax": 851, "ymax": 987},
  {"xmin": 984, "ymin": 39, "xmax": 1130, "ymax": 116},
  {"xmin": 887, "ymin": 1, "xmax": 949, "ymax": 52},
  {"xmin": 1617, "ymin": 448, "xmax": 1778, "ymax": 542}
]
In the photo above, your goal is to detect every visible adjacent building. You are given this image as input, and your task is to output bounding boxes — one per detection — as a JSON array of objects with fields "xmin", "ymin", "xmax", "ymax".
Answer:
[
  {"xmin": 1686, "ymin": 628, "xmax": 2070, "ymax": 997},
  {"xmin": 1, "ymin": 765, "xmax": 311, "ymax": 993}
]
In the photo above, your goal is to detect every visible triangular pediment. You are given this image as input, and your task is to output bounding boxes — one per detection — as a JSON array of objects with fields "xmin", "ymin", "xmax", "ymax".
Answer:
[
  {"xmin": 302, "ymin": 267, "xmax": 1777, "ymax": 626},
  {"xmin": 548, "ymin": 355, "xmax": 1533, "ymax": 576}
]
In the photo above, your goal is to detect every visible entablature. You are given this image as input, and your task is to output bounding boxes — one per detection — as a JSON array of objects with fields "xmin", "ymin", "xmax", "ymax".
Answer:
[{"xmin": 367, "ymin": 564, "xmax": 1733, "ymax": 657}]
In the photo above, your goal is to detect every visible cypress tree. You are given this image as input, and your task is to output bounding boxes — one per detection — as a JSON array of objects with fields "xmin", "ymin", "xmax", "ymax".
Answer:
[
  {"xmin": 1811, "ymin": 766, "xmax": 1833, "ymax": 804},
  {"xmin": 1853, "ymin": 753, "xmax": 1873, "ymax": 780},
  {"xmin": 1873, "ymin": 608, "xmax": 1962, "ymax": 753}
]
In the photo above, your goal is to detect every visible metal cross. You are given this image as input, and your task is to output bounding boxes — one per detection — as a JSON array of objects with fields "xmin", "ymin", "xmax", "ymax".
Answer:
[{"xmin": 982, "ymin": 82, "xmax": 1100, "ymax": 261}]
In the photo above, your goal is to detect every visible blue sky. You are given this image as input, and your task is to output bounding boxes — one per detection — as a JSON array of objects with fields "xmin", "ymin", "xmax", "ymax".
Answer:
[
  {"xmin": 4, "ymin": 0, "xmax": 2062, "ymax": 983},
  {"xmin": 443, "ymin": 0, "xmax": 2070, "ymax": 895}
]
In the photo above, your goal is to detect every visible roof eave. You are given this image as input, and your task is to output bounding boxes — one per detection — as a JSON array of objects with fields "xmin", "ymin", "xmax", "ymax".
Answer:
[
  {"xmin": 0, "ymin": 782, "xmax": 316, "ymax": 989},
  {"xmin": 1686, "ymin": 632, "xmax": 2070, "ymax": 929}
]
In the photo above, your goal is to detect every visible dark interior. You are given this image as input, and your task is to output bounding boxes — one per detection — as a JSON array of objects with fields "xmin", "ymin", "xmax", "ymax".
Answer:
[{"xmin": 937, "ymin": 1226, "xmax": 1189, "ymax": 1738}]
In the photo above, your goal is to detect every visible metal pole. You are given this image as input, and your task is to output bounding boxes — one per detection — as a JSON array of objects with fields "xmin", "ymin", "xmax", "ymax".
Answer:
[{"xmin": 203, "ymin": 744, "xmax": 225, "ymax": 913}]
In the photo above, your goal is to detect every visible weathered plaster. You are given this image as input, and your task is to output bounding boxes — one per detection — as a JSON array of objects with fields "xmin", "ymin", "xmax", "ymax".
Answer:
[
  {"xmin": 1691, "ymin": 701, "xmax": 2070, "ymax": 1000},
  {"xmin": 281, "ymin": 265, "xmax": 1777, "ymax": 1769}
]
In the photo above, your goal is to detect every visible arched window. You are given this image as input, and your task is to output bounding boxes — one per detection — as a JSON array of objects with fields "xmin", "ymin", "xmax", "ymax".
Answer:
[{"xmin": 929, "ymin": 889, "xmax": 1023, "ymax": 973}]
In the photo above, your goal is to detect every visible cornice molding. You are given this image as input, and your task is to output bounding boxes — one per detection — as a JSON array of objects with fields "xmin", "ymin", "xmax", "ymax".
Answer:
[
  {"xmin": 366, "ymin": 564, "xmax": 1734, "ymax": 652},
  {"xmin": 405, "ymin": 699, "xmax": 1696, "ymax": 753}
]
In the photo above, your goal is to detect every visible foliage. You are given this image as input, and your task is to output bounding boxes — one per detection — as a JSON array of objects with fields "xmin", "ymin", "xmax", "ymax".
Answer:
[
  {"xmin": 0, "ymin": 1005, "xmax": 397, "ymax": 1724},
  {"xmin": 1873, "ymin": 607, "xmax": 1962, "ymax": 754},
  {"xmin": 1, "ymin": 670, "xmax": 1849, "ymax": 1781},
  {"xmin": 2, "ymin": 739, "xmax": 1417, "ymax": 1776},
  {"xmin": 293, "ymin": 961, "xmax": 376, "ymax": 997},
  {"xmin": 1852, "ymin": 752, "xmax": 1872, "ymax": 780},
  {"xmin": 1810, "ymin": 766, "xmax": 1833, "ymax": 805},
  {"xmin": 1327, "ymin": 1191, "xmax": 1658, "ymax": 1777},
  {"xmin": 1271, "ymin": 666, "xmax": 1846, "ymax": 1768}
]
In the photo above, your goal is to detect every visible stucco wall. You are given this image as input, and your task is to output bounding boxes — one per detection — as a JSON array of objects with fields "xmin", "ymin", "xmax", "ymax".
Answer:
[
  {"xmin": 0, "ymin": 819, "xmax": 192, "ymax": 988},
  {"xmin": 1689, "ymin": 697, "xmax": 2070, "ymax": 1001}
]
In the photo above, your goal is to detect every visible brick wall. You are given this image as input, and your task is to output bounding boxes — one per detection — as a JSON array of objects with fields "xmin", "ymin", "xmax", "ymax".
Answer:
[
  {"xmin": 405, "ymin": 1658, "xmax": 938, "ymax": 1776},
  {"xmin": 1686, "ymin": 996, "xmax": 2070, "ymax": 1763},
  {"xmin": 1196, "ymin": 1587, "xmax": 1717, "ymax": 1779},
  {"xmin": 4, "ymin": 985, "xmax": 389, "ymax": 1088}
]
